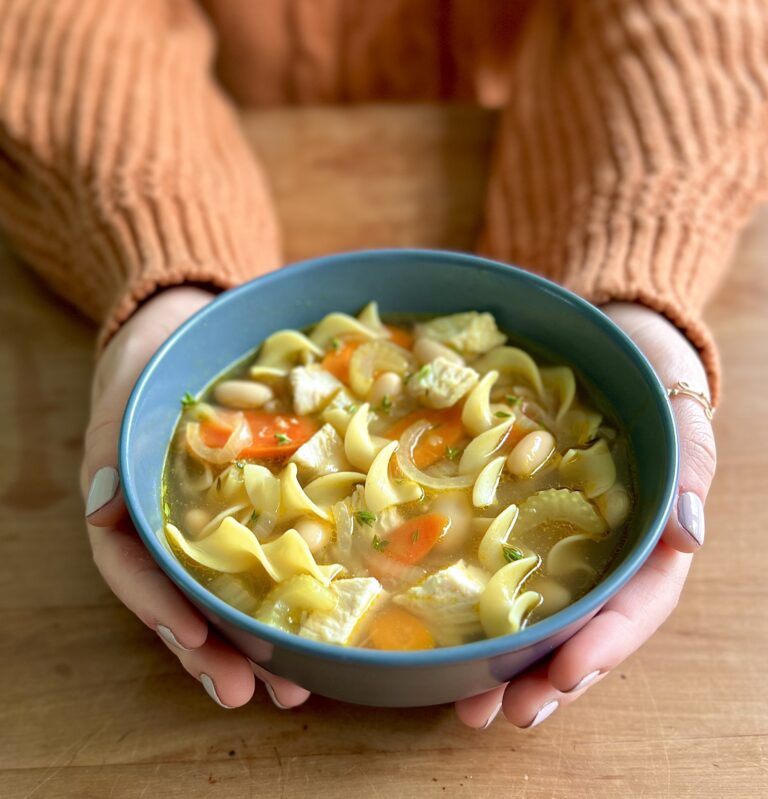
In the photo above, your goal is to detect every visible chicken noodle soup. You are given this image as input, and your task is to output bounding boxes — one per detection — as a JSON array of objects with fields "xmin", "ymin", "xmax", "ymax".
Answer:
[{"xmin": 163, "ymin": 304, "xmax": 634, "ymax": 650}]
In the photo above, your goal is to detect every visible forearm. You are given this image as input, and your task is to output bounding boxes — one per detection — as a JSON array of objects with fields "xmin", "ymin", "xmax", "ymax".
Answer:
[
  {"xmin": 0, "ymin": 0, "xmax": 281, "ymax": 345},
  {"xmin": 480, "ymin": 0, "xmax": 768, "ymax": 404}
]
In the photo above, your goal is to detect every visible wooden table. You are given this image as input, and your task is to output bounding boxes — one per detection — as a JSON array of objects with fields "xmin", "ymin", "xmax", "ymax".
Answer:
[{"xmin": 2, "ymin": 106, "xmax": 767, "ymax": 798}]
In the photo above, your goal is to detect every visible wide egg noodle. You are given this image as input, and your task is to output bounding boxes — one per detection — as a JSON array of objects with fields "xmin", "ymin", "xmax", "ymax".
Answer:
[
  {"xmin": 477, "ymin": 503, "xmax": 520, "ymax": 573},
  {"xmin": 344, "ymin": 403, "xmax": 388, "ymax": 471},
  {"xmin": 251, "ymin": 330, "xmax": 323, "ymax": 374},
  {"xmin": 541, "ymin": 366, "xmax": 576, "ymax": 424},
  {"xmin": 472, "ymin": 455, "xmax": 506, "ymax": 508},
  {"xmin": 458, "ymin": 417, "xmax": 514, "ymax": 475},
  {"xmin": 471, "ymin": 346, "xmax": 544, "ymax": 397},
  {"xmin": 364, "ymin": 440, "xmax": 424, "ymax": 513},
  {"xmin": 309, "ymin": 312, "xmax": 383, "ymax": 349},
  {"xmin": 461, "ymin": 369, "xmax": 499, "ymax": 436},
  {"xmin": 304, "ymin": 471, "xmax": 368, "ymax": 507},
  {"xmin": 559, "ymin": 439, "xmax": 617, "ymax": 498},
  {"xmin": 255, "ymin": 574, "xmax": 338, "ymax": 633},
  {"xmin": 479, "ymin": 555, "xmax": 542, "ymax": 637},
  {"xmin": 166, "ymin": 519, "xmax": 342, "ymax": 585}
]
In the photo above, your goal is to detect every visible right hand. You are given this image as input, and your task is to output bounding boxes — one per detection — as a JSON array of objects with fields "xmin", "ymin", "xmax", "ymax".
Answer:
[{"xmin": 82, "ymin": 286, "xmax": 310, "ymax": 710}]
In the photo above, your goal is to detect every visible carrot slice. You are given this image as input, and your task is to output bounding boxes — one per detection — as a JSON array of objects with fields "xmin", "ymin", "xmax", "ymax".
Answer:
[
  {"xmin": 369, "ymin": 606, "xmax": 435, "ymax": 651},
  {"xmin": 381, "ymin": 513, "xmax": 449, "ymax": 564},
  {"xmin": 384, "ymin": 324, "xmax": 414, "ymax": 350},
  {"xmin": 321, "ymin": 339, "xmax": 362, "ymax": 384},
  {"xmin": 199, "ymin": 409, "xmax": 318, "ymax": 459},
  {"xmin": 386, "ymin": 406, "xmax": 464, "ymax": 468}
]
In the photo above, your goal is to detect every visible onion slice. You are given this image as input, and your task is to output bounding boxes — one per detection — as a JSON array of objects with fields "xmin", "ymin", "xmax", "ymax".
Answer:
[
  {"xmin": 396, "ymin": 421, "xmax": 475, "ymax": 491},
  {"xmin": 186, "ymin": 412, "xmax": 253, "ymax": 465}
]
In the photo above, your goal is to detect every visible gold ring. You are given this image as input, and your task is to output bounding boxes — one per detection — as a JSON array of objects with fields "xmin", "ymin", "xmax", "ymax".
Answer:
[{"xmin": 667, "ymin": 380, "xmax": 715, "ymax": 421}]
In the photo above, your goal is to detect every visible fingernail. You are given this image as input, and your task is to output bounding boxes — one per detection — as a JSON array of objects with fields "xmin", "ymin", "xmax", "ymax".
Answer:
[
  {"xmin": 85, "ymin": 466, "xmax": 119, "ymax": 517},
  {"xmin": 264, "ymin": 681, "xmax": 289, "ymax": 710},
  {"xmin": 524, "ymin": 700, "xmax": 559, "ymax": 729},
  {"xmin": 200, "ymin": 673, "xmax": 234, "ymax": 709},
  {"xmin": 677, "ymin": 492, "xmax": 705, "ymax": 546},
  {"xmin": 480, "ymin": 701, "xmax": 503, "ymax": 730},
  {"xmin": 156, "ymin": 624, "xmax": 192, "ymax": 652},
  {"xmin": 565, "ymin": 670, "xmax": 602, "ymax": 694}
]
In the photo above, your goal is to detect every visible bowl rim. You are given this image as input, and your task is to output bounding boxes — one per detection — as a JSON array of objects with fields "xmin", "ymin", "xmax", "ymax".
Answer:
[{"xmin": 120, "ymin": 248, "xmax": 679, "ymax": 667}]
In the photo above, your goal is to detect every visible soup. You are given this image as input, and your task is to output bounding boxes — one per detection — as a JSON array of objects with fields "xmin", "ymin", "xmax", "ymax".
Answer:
[{"xmin": 162, "ymin": 304, "xmax": 634, "ymax": 650}]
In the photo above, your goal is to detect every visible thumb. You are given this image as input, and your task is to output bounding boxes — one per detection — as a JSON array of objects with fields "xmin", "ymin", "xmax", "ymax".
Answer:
[{"xmin": 602, "ymin": 303, "xmax": 716, "ymax": 554}]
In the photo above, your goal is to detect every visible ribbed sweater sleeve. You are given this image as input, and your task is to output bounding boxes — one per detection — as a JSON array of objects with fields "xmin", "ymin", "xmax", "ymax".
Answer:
[
  {"xmin": 480, "ymin": 0, "xmax": 768, "ymax": 404},
  {"xmin": 0, "ymin": 0, "xmax": 280, "ymax": 346}
]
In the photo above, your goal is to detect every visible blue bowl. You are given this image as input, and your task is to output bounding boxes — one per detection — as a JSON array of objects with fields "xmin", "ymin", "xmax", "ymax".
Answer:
[{"xmin": 120, "ymin": 249, "xmax": 678, "ymax": 707}]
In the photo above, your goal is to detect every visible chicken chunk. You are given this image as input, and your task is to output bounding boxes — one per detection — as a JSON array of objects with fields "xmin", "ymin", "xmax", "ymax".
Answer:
[
  {"xmin": 299, "ymin": 577, "xmax": 386, "ymax": 645},
  {"xmin": 393, "ymin": 561, "xmax": 489, "ymax": 646},
  {"xmin": 406, "ymin": 356, "xmax": 479, "ymax": 409},
  {"xmin": 289, "ymin": 423, "xmax": 352, "ymax": 478},
  {"xmin": 415, "ymin": 311, "xmax": 506, "ymax": 357},
  {"xmin": 289, "ymin": 365, "xmax": 343, "ymax": 415}
]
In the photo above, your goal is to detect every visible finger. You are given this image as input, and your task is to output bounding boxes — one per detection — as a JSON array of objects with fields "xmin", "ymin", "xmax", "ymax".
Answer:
[
  {"xmin": 83, "ymin": 465, "xmax": 127, "ymax": 527},
  {"xmin": 89, "ymin": 518, "xmax": 209, "ymax": 651},
  {"xmin": 501, "ymin": 661, "xmax": 609, "ymax": 728},
  {"xmin": 251, "ymin": 662, "xmax": 311, "ymax": 709},
  {"xmin": 166, "ymin": 631, "xmax": 256, "ymax": 709},
  {"xmin": 664, "ymin": 397, "xmax": 716, "ymax": 552},
  {"xmin": 454, "ymin": 684, "xmax": 507, "ymax": 729},
  {"xmin": 546, "ymin": 542, "xmax": 692, "ymax": 694}
]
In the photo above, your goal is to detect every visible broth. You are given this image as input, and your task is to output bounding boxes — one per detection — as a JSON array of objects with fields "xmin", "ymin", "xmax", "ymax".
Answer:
[{"xmin": 162, "ymin": 305, "xmax": 634, "ymax": 650}]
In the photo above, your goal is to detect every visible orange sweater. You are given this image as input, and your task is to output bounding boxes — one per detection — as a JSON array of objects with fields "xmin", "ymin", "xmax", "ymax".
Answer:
[{"xmin": 2, "ymin": 0, "xmax": 768, "ymax": 403}]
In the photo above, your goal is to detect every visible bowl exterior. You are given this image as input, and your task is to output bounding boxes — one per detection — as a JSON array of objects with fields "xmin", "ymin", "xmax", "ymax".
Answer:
[{"xmin": 120, "ymin": 249, "xmax": 678, "ymax": 707}]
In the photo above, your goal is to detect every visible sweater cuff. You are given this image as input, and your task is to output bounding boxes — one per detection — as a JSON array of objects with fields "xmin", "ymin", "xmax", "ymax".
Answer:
[{"xmin": 95, "ymin": 260, "xmax": 257, "ymax": 352}]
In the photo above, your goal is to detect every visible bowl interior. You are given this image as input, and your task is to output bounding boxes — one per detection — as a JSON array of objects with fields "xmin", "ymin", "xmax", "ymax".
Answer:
[{"xmin": 120, "ymin": 249, "xmax": 677, "ymax": 663}]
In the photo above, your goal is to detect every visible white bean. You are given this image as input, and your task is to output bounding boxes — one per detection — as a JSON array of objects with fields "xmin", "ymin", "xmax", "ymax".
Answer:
[
  {"xmin": 368, "ymin": 371, "xmax": 403, "ymax": 406},
  {"xmin": 293, "ymin": 517, "xmax": 332, "ymax": 554},
  {"xmin": 184, "ymin": 508, "xmax": 210, "ymax": 537},
  {"xmin": 431, "ymin": 492, "xmax": 473, "ymax": 553},
  {"xmin": 506, "ymin": 430, "xmax": 556, "ymax": 477},
  {"xmin": 213, "ymin": 380, "xmax": 273, "ymax": 409},
  {"xmin": 413, "ymin": 337, "xmax": 464, "ymax": 366}
]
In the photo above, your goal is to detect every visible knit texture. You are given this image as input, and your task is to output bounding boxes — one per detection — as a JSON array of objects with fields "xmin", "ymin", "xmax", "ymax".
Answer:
[{"xmin": 2, "ymin": 0, "xmax": 768, "ymax": 401}]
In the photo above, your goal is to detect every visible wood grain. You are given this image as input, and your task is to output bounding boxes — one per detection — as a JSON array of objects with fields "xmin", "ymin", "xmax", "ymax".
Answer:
[{"xmin": 1, "ymin": 105, "xmax": 766, "ymax": 799}]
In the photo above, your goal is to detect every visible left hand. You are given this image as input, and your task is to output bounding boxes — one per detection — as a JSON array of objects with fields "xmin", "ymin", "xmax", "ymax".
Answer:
[{"xmin": 456, "ymin": 302, "xmax": 717, "ymax": 729}]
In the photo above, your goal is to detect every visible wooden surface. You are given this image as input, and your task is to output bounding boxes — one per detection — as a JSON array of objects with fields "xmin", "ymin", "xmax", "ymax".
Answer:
[{"xmin": 2, "ymin": 105, "xmax": 767, "ymax": 798}]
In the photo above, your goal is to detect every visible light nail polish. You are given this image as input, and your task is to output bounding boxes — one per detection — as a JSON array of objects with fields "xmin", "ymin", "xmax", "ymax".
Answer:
[
  {"xmin": 156, "ymin": 624, "xmax": 191, "ymax": 652},
  {"xmin": 200, "ymin": 673, "xmax": 234, "ymax": 709},
  {"xmin": 85, "ymin": 466, "xmax": 119, "ymax": 517},
  {"xmin": 678, "ymin": 492, "xmax": 705, "ymax": 546},
  {"xmin": 480, "ymin": 702, "xmax": 503, "ymax": 730},
  {"xmin": 525, "ymin": 700, "xmax": 559, "ymax": 729},
  {"xmin": 264, "ymin": 681, "xmax": 289, "ymax": 710},
  {"xmin": 566, "ymin": 670, "xmax": 602, "ymax": 694}
]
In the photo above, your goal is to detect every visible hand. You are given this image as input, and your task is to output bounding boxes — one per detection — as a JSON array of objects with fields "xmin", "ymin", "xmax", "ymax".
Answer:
[
  {"xmin": 456, "ymin": 302, "xmax": 716, "ymax": 729},
  {"xmin": 82, "ymin": 287, "xmax": 309, "ymax": 710}
]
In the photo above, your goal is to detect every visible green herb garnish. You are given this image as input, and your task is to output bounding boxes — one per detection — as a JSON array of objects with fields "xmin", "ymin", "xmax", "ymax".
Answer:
[
  {"xmin": 494, "ymin": 410, "xmax": 512, "ymax": 418},
  {"xmin": 163, "ymin": 501, "xmax": 171, "ymax": 519},
  {"xmin": 234, "ymin": 460, "xmax": 246, "ymax": 469},
  {"xmin": 355, "ymin": 510, "xmax": 377, "ymax": 527},
  {"xmin": 505, "ymin": 394, "xmax": 522, "ymax": 406},
  {"xmin": 275, "ymin": 432, "xmax": 291, "ymax": 445},
  {"xmin": 180, "ymin": 391, "xmax": 197, "ymax": 408},
  {"xmin": 502, "ymin": 544, "xmax": 524, "ymax": 563},
  {"xmin": 372, "ymin": 534, "xmax": 389, "ymax": 551},
  {"xmin": 411, "ymin": 528, "xmax": 421, "ymax": 543},
  {"xmin": 445, "ymin": 446, "xmax": 460, "ymax": 461},
  {"xmin": 329, "ymin": 337, "xmax": 341, "ymax": 351},
  {"xmin": 250, "ymin": 510, "xmax": 260, "ymax": 524},
  {"xmin": 346, "ymin": 404, "xmax": 359, "ymax": 414},
  {"xmin": 414, "ymin": 364, "xmax": 432, "ymax": 381},
  {"xmin": 379, "ymin": 395, "xmax": 392, "ymax": 414}
]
